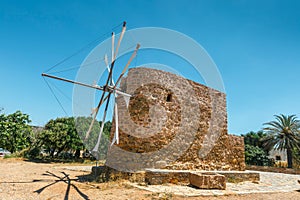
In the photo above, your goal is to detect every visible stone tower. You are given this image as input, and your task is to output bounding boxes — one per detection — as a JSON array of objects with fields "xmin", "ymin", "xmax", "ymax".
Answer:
[{"xmin": 106, "ymin": 67, "xmax": 245, "ymax": 172}]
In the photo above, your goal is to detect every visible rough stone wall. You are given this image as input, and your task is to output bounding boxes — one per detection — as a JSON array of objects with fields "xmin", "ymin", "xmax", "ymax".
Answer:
[{"xmin": 106, "ymin": 67, "xmax": 245, "ymax": 171}]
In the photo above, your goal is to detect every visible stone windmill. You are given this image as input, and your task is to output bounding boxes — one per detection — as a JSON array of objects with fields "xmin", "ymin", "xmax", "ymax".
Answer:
[{"xmin": 42, "ymin": 22, "xmax": 246, "ymax": 175}]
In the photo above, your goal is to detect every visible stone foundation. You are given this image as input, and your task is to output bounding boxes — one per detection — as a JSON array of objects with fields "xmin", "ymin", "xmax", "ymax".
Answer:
[
  {"xmin": 145, "ymin": 169, "xmax": 190, "ymax": 185},
  {"xmin": 92, "ymin": 166, "xmax": 145, "ymax": 183},
  {"xmin": 144, "ymin": 168, "xmax": 259, "ymax": 185},
  {"xmin": 92, "ymin": 166, "xmax": 260, "ymax": 188}
]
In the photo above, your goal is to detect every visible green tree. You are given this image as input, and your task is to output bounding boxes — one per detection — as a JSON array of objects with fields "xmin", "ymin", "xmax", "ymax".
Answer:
[
  {"xmin": 245, "ymin": 144, "xmax": 272, "ymax": 166},
  {"xmin": 0, "ymin": 111, "xmax": 32, "ymax": 153},
  {"xmin": 242, "ymin": 131, "xmax": 266, "ymax": 147},
  {"xmin": 242, "ymin": 131, "xmax": 273, "ymax": 166},
  {"xmin": 37, "ymin": 117, "xmax": 83, "ymax": 157},
  {"xmin": 262, "ymin": 114, "xmax": 300, "ymax": 168}
]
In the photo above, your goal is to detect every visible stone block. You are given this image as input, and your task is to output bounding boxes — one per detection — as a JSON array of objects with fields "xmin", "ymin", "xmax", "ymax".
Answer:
[
  {"xmin": 92, "ymin": 166, "xmax": 145, "ymax": 183},
  {"xmin": 189, "ymin": 172, "xmax": 226, "ymax": 190},
  {"xmin": 145, "ymin": 169, "xmax": 190, "ymax": 185}
]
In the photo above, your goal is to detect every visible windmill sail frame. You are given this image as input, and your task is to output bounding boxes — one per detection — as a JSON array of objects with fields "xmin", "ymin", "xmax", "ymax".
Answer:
[{"xmin": 42, "ymin": 21, "xmax": 140, "ymax": 157}]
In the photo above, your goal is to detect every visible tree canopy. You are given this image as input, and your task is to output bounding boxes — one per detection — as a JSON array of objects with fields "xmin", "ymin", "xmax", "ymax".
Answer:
[
  {"xmin": 0, "ymin": 111, "xmax": 32, "ymax": 153},
  {"xmin": 0, "ymin": 109, "xmax": 112, "ymax": 160},
  {"xmin": 244, "ymin": 144, "xmax": 272, "ymax": 166},
  {"xmin": 242, "ymin": 131, "xmax": 273, "ymax": 166},
  {"xmin": 242, "ymin": 131, "xmax": 266, "ymax": 147},
  {"xmin": 37, "ymin": 117, "xmax": 83, "ymax": 157},
  {"xmin": 36, "ymin": 117, "xmax": 112, "ymax": 159}
]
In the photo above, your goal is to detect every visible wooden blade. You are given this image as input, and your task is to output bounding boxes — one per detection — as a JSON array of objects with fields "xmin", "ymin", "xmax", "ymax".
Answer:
[
  {"xmin": 91, "ymin": 93, "xmax": 112, "ymax": 154},
  {"xmin": 115, "ymin": 90, "xmax": 131, "ymax": 97},
  {"xmin": 90, "ymin": 94, "xmax": 110, "ymax": 115},
  {"xmin": 104, "ymin": 21, "xmax": 126, "ymax": 91},
  {"xmin": 111, "ymin": 32, "xmax": 115, "ymax": 63},
  {"xmin": 84, "ymin": 92, "xmax": 109, "ymax": 141},
  {"xmin": 114, "ymin": 21, "xmax": 126, "ymax": 61},
  {"xmin": 104, "ymin": 54, "xmax": 109, "ymax": 67},
  {"xmin": 114, "ymin": 43, "xmax": 140, "ymax": 87},
  {"xmin": 91, "ymin": 105, "xmax": 108, "ymax": 154},
  {"xmin": 111, "ymin": 100, "xmax": 119, "ymax": 145},
  {"xmin": 104, "ymin": 54, "xmax": 115, "ymax": 86},
  {"xmin": 115, "ymin": 90, "xmax": 131, "ymax": 108}
]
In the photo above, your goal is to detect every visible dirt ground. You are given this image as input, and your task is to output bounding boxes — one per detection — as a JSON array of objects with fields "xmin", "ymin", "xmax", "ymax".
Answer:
[{"xmin": 0, "ymin": 158, "xmax": 299, "ymax": 200}]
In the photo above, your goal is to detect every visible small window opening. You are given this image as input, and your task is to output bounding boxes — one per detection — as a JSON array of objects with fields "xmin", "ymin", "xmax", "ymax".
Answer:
[
  {"xmin": 275, "ymin": 156, "xmax": 281, "ymax": 161},
  {"xmin": 166, "ymin": 93, "xmax": 172, "ymax": 102}
]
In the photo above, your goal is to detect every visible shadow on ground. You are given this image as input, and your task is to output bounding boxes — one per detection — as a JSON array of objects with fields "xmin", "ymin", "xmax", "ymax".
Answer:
[
  {"xmin": 34, "ymin": 171, "xmax": 90, "ymax": 200},
  {"xmin": 0, "ymin": 169, "xmax": 90, "ymax": 200},
  {"xmin": 24, "ymin": 158, "xmax": 86, "ymax": 164}
]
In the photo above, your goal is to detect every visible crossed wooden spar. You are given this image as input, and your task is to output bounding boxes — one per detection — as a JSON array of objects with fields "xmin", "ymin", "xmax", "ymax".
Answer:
[{"xmin": 42, "ymin": 22, "xmax": 140, "ymax": 151}]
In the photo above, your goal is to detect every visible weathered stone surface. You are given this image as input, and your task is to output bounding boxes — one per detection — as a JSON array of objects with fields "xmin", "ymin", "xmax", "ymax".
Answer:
[
  {"xmin": 189, "ymin": 172, "xmax": 226, "ymax": 190},
  {"xmin": 145, "ymin": 169, "xmax": 190, "ymax": 185},
  {"xmin": 92, "ymin": 166, "xmax": 145, "ymax": 183},
  {"xmin": 144, "ymin": 168, "xmax": 259, "ymax": 185},
  {"xmin": 106, "ymin": 67, "xmax": 245, "ymax": 172},
  {"xmin": 93, "ymin": 166, "xmax": 259, "ymax": 187}
]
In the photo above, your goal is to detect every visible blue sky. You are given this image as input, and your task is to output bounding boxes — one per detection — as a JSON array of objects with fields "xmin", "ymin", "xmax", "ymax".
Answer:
[{"xmin": 0, "ymin": 0, "xmax": 300, "ymax": 135}]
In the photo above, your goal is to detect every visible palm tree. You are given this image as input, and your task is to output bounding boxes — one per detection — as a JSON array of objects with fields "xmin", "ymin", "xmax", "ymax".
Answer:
[{"xmin": 262, "ymin": 114, "xmax": 300, "ymax": 168}]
